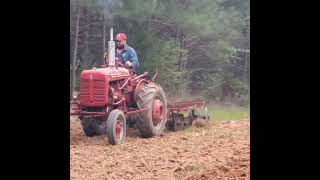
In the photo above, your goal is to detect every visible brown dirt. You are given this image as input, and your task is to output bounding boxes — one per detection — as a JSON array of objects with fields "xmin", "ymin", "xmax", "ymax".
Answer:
[{"xmin": 70, "ymin": 117, "xmax": 250, "ymax": 180}]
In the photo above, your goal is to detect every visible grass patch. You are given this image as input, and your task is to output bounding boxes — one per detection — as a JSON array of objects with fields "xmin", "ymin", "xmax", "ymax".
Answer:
[{"xmin": 207, "ymin": 104, "xmax": 249, "ymax": 121}]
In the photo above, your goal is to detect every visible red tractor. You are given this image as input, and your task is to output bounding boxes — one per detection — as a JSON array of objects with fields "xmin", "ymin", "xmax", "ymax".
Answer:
[{"xmin": 70, "ymin": 28, "xmax": 209, "ymax": 145}]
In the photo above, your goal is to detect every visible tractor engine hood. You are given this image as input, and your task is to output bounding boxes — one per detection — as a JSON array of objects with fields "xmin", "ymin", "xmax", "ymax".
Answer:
[
  {"xmin": 81, "ymin": 67, "xmax": 130, "ymax": 80},
  {"xmin": 79, "ymin": 67, "xmax": 130, "ymax": 106}
]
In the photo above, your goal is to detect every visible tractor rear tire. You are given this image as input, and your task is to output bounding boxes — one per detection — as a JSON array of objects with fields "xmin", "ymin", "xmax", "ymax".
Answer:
[
  {"xmin": 107, "ymin": 109, "xmax": 126, "ymax": 145},
  {"xmin": 136, "ymin": 83, "xmax": 168, "ymax": 138},
  {"xmin": 80, "ymin": 117, "xmax": 107, "ymax": 137}
]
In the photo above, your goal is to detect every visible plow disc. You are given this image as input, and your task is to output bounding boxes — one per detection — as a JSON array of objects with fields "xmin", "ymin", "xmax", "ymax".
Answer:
[{"xmin": 165, "ymin": 97, "xmax": 210, "ymax": 131}]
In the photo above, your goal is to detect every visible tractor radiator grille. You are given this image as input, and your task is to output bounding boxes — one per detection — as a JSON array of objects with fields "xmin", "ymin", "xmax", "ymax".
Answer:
[
  {"xmin": 80, "ymin": 79, "xmax": 90, "ymax": 102},
  {"xmin": 80, "ymin": 78, "xmax": 106, "ymax": 103},
  {"xmin": 92, "ymin": 79, "xmax": 106, "ymax": 101}
]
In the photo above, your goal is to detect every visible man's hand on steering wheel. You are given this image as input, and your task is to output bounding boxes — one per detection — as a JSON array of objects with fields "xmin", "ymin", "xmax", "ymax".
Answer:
[{"xmin": 125, "ymin": 61, "xmax": 132, "ymax": 68}]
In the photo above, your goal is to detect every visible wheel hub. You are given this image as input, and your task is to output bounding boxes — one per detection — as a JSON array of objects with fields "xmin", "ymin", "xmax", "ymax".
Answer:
[
  {"xmin": 115, "ymin": 119, "xmax": 122, "ymax": 138},
  {"xmin": 152, "ymin": 98, "xmax": 164, "ymax": 126}
]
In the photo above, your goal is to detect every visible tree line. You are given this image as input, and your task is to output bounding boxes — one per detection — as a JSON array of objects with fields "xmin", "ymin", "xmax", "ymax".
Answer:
[{"xmin": 70, "ymin": 0, "xmax": 250, "ymax": 106}]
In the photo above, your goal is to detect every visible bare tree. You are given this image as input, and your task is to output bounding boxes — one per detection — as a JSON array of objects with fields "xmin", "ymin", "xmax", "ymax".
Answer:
[
  {"xmin": 71, "ymin": 9, "xmax": 80, "ymax": 94},
  {"xmin": 102, "ymin": 11, "xmax": 106, "ymax": 64}
]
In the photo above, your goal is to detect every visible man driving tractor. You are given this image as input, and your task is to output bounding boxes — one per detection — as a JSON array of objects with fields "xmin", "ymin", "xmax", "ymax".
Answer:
[{"xmin": 104, "ymin": 32, "xmax": 140, "ymax": 71}]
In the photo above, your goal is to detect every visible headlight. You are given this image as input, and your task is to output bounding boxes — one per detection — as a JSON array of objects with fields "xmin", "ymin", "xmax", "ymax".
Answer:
[{"xmin": 72, "ymin": 91, "xmax": 79, "ymax": 99}]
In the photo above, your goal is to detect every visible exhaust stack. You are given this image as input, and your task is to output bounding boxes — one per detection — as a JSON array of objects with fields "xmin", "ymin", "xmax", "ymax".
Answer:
[{"xmin": 108, "ymin": 27, "xmax": 115, "ymax": 67}]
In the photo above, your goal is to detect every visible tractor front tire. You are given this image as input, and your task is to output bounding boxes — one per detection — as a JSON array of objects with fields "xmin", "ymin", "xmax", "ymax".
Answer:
[
  {"xmin": 80, "ymin": 117, "xmax": 107, "ymax": 137},
  {"xmin": 107, "ymin": 109, "xmax": 126, "ymax": 145},
  {"xmin": 136, "ymin": 83, "xmax": 168, "ymax": 138}
]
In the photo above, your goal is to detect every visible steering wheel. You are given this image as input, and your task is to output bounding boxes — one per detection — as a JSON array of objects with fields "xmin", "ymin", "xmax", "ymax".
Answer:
[
  {"xmin": 116, "ymin": 60, "xmax": 125, "ymax": 68},
  {"xmin": 104, "ymin": 54, "xmax": 125, "ymax": 68}
]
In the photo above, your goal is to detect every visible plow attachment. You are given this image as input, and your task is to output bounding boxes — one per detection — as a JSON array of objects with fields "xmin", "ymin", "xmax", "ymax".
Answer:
[{"xmin": 165, "ymin": 97, "xmax": 210, "ymax": 131}]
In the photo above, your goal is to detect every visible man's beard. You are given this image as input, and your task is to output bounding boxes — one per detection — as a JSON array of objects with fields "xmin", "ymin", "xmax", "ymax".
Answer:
[{"xmin": 116, "ymin": 44, "xmax": 125, "ymax": 50}]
